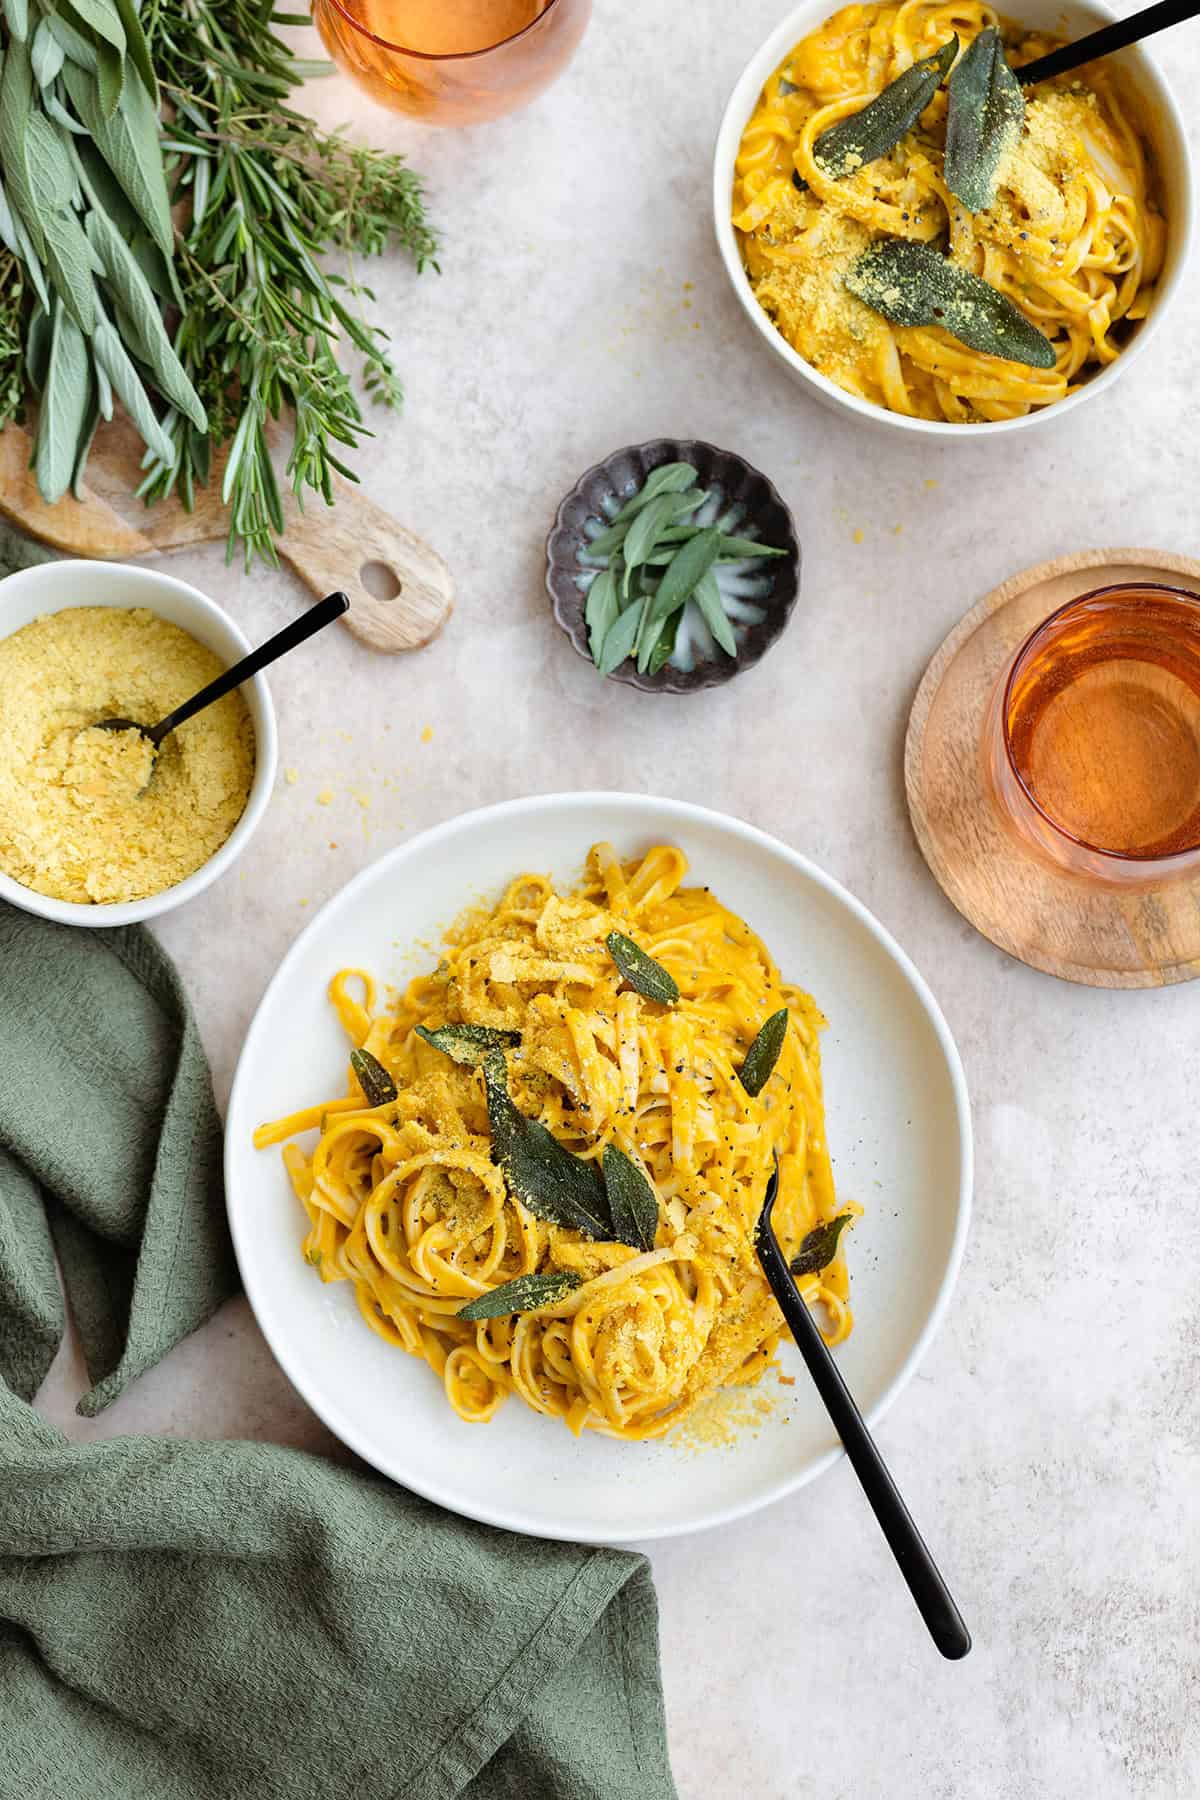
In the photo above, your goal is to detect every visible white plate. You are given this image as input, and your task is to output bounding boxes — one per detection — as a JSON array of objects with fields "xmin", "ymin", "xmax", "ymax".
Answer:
[{"xmin": 225, "ymin": 793, "xmax": 971, "ymax": 1543}]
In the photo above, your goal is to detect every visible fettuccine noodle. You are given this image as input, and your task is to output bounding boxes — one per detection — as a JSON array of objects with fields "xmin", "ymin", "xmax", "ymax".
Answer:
[
  {"xmin": 732, "ymin": 1, "xmax": 1165, "ymax": 421},
  {"xmin": 254, "ymin": 843, "xmax": 858, "ymax": 1439}
]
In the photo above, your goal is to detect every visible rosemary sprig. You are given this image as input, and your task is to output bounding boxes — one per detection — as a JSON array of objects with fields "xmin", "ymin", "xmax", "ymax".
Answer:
[{"xmin": 138, "ymin": 0, "xmax": 437, "ymax": 565}]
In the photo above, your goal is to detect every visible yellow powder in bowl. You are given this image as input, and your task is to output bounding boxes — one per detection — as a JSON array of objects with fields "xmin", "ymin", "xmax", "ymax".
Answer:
[{"xmin": 0, "ymin": 606, "xmax": 256, "ymax": 905}]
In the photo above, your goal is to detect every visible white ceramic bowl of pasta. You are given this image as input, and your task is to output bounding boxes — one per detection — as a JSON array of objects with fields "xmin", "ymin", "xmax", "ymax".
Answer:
[
  {"xmin": 712, "ymin": 0, "xmax": 1194, "ymax": 438},
  {"xmin": 225, "ymin": 792, "xmax": 971, "ymax": 1544},
  {"xmin": 0, "ymin": 559, "xmax": 277, "ymax": 928}
]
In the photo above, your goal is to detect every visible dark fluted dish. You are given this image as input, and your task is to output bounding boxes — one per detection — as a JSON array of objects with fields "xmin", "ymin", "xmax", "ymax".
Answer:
[{"xmin": 546, "ymin": 438, "xmax": 801, "ymax": 694}]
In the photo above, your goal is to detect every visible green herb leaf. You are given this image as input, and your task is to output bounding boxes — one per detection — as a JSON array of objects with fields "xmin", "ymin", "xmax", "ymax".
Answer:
[
  {"xmin": 483, "ymin": 1052, "xmax": 612, "ymax": 1239},
  {"xmin": 61, "ymin": 60, "xmax": 173, "ymax": 255},
  {"xmin": 40, "ymin": 204, "xmax": 100, "ymax": 335},
  {"xmin": 110, "ymin": 0, "xmax": 158, "ymax": 103},
  {"xmin": 59, "ymin": 0, "xmax": 127, "ymax": 56},
  {"xmin": 582, "ymin": 518, "xmax": 629, "ymax": 557},
  {"xmin": 415, "ymin": 1023, "xmax": 520, "ymax": 1066},
  {"xmin": 71, "ymin": 371, "xmax": 101, "ymax": 498},
  {"xmin": 693, "ymin": 568, "xmax": 737, "ymax": 657},
  {"xmin": 602, "ymin": 1145, "xmax": 659, "ymax": 1252},
  {"xmin": 789, "ymin": 1211, "xmax": 854, "ymax": 1278},
  {"xmin": 91, "ymin": 315, "xmax": 172, "ymax": 459},
  {"xmin": 717, "ymin": 534, "xmax": 787, "ymax": 560},
  {"xmin": 457, "ymin": 1270, "xmax": 581, "ymax": 1321},
  {"xmin": 647, "ymin": 611, "xmax": 678, "ymax": 675},
  {"xmin": 4, "ymin": 0, "xmax": 28, "ymax": 42},
  {"xmin": 606, "ymin": 930, "xmax": 679, "ymax": 1005},
  {"xmin": 739, "ymin": 1008, "xmax": 789, "ymax": 1097},
  {"xmin": 585, "ymin": 567, "xmax": 620, "ymax": 664},
  {"xmin": 85, "ymin": 208, "xmax": 205, "ymax": 428},
  {"xmin": 0, "ymin": 38, "xmax": 46, "ymax": 260},
  {"xmin": 845, "ymin": 237, "xmax": 1056, "ymax": 368},
  {"xmin": 596, "ymin": 595, "xmax": 645, "ymax": 677},
  {"xmin": 34, "ymin": 301, "xmax": 89, "ymax": 503},
  {"xmin": 45, "ymin": 13, "xmax": 99, "ymax": 71},
  {"xmin": 611, "ymin": 460, "xmax": 697, "ymax": 525},
  {"xmin": 812, "ymin": 37, "xmax": 958, "ymax": 181},
  {"xmin": 637, "ymin": 524, "xmax": 723, "ymax": 663},
  {"xmin": 944, "ymin": 27, "xmax": 1023, "ymax": 212},
  {"xmin": 25, "ymin": 110, "xmax": 77, "ymax": 212},
  {"xmin": 622, "ymin": 489, "xmax": 687, "ymax": 596},
  {"xmin": 30, "ymin": 20, "xmax": 66, "ymax": 86},
  {"xmin": 350, "ymin": 1047, "xmax": 397, "ymax": 1106}
]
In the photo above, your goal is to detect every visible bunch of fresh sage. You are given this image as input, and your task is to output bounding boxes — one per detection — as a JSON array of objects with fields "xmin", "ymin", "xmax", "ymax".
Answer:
[
  {"xmin": 580, "ymin": 462, "xmax": 786, "ymax": 679},
  {"xmin": 0, "ymin": 0, "xmax": 204, "ymax": 502}
]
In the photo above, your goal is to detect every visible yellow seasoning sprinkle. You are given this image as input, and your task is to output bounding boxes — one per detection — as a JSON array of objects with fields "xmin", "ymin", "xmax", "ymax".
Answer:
[
  {"xmin": 420, "ymin": 725, "xmax": 434, "ymax": 744},
  {"xmin": 285, "ymin": 767, "xmax": 299, "ymax": 785},
  {"xmin": 317, "ymin": 789, "xmax": 334, "ymax": 806},
  {"xmin": 0, "ymin": 606, "xmax": 254, "ymax": 905},
  {"xmin": 852, "ymin": 528, "xmax": 865, "ymax": 545}
]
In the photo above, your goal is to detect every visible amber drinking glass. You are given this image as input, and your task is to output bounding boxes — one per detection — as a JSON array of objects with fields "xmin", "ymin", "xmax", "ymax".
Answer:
[
  {"xmin": 312, "ymin": 0, "xmax": 591, "ymax": 125},
  {"xmin": 985, "ymin": 583, "xmax": 1200, "ymax": 885}
]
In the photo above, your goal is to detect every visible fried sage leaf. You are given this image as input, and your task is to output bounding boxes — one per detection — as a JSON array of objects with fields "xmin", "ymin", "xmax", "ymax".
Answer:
[
  {"xmin": 606, "ymin": 930, "xmax": 679, "ymax": 1005},
  {"xmin": 944, "ymin": 27, "xmax": 1024, "ymax": 212},
  {"xmin": 350, "ymin": 1047, "xmax": 397, "ymax": 1107},
  {"xmin": 603, "ymin": 1145, "xmax": 660, "ymax": 1252},
  {"xmin": 845, "ymin": 237, "xmax": 1056, "ymax": 368},
  {"xmin": 483, "ymin": 1052, "xmax": 612, "ymax": 1239},
  {"xmin": 810, "ymin": 37, "xmax": 958, "ymax": 182},
  {"xmin": 789, "ymin": 1211, "xmax": 854, "ymax": 1278},
  {"xmin": 458, "ymin": 1270, "xmax": 581, "ymax": 1321},
  {"xmin": 739, "ymin": 1008, "xmax": 789, "ymax": 1098},
  {"xmin": 416, "ymin": 1022, "xmax": 520, "ymax": 1066}
]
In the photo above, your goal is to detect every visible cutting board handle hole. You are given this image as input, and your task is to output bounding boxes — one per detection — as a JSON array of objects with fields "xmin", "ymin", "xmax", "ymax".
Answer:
[{"xmin": 359, "ymin": 559, "xmax": 403, "ymax": 603}]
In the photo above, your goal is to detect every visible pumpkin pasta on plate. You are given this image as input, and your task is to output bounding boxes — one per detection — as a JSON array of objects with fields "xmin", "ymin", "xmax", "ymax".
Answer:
[
  {"xmin": 254, "ymin": 843, "xmax": 858, "ymax": 1440},
  {"xmin": 731, "ymin": 1, "xmax": 1165, "ymax": 422}
]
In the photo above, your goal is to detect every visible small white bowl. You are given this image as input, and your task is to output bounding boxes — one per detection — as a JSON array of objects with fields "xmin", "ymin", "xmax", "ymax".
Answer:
[
  {"xmin": 713, "ymin": 0, "xmax": 1195, "ymax": 439},
  {"xmin": 0, "ymin": 559, "xmax": 278, "ymax": 928}
]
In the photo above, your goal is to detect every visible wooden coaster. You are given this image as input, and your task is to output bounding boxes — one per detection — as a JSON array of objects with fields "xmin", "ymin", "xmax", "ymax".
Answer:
[{"xmin": 905, "ymin": 548, "xmax": 1200, "ymax": 989}]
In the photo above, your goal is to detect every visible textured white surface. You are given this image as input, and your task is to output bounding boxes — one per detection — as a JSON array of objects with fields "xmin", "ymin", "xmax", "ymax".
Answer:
[{"xmin": 34, "ymin": 2, "xmax": 1200, "ymax": 1793}]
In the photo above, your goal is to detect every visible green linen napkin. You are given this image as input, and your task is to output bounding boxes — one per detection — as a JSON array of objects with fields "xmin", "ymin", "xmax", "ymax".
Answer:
[{"xmin": 0, "ymin": 600, "xmax": 676, "ymax": 1798}]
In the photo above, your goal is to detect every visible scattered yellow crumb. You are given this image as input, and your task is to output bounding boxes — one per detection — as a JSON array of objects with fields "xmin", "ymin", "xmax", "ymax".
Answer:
[
  {"xmin": 329, "ymin": 840, "xmax": 338, "ymax": 849},
  {"xmin": 284, "ymin": 767, "xmax": 298, "ymax": 785},
  {"xmin": 337, "ymin": 731, "xmax": 352, "ymax": 743},
  {"xmin": 420, "ymin": 725, "xmax": 434, "ymax": 745},
  {"xmin": 682, "ymin": 281, "xmax": 694, "ymax": 291},
  {"xmin": 317, "ymin": 788, "xmax": 334, "ymax": 806},
  {"xmin": 0, "ymin": 607, "xmax": 254, "ymax": 905},
  {"xmin": 852, "ymin": 527, "xmax": 864, "ymax": 544},
  {"xmin": 298, "ymin": 898, "xmax": 309, "ymax": 908},
  {"xmin": 354, "ymin": 792, "xmax": 370, "ymax": 810},
  {"xmin": 924, "ymin": 478, "xmax": 938, "ymax": 489},
  {"xmin": 893, "ymin": 523, "xmax": 903, "ymax": 534}
]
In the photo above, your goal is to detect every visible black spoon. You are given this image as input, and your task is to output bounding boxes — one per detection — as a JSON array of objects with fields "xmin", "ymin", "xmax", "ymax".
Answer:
[
  {"xmin": 1016, "ymin": 0, "xmax": 1198, "ymax": 85},
  {"xmin": 94, "ymin": 590, "xmax": 349, "ymax": 763},
  {"xmin": 755, "ymin": 1158, "xmax": 971, "ymax": 1660}
]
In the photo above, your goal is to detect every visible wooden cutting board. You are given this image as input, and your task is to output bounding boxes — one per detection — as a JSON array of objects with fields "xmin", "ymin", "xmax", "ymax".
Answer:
[{"xmin": 0, "ymin": 418, "xmax": 454, "ymax": 653}]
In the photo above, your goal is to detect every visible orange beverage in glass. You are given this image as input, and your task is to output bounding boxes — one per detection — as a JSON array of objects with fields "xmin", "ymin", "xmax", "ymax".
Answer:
[
  {"xmin": 313, "ymin": 0, "xmax": 591, "ymax": 125},
  {"xmin": 985, "ymin": 583, "xmax": 1200, "ymax": 884}
]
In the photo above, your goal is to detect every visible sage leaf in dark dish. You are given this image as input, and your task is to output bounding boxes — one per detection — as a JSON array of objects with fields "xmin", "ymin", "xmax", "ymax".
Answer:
[
  {"xmin": 789, "ymin": 1211, "xmax": 854, "ymax": 1278},
  {"xmin": 739, "ymin": 1008, "xmax": 789, "ymax": 1097},
  {"xmin": 622, "ymin": 489, "xmax": 687, "ymax": 596},
  {"xmin": 350, "ymin": 1047, "xmax": 398, "ymax": 1107},
  {"xmin": 693, "ymin": 568, "xmax": 737, "ymax": 657},
  {"xmin": 636, "ymin": 524, "xmax": 723, "ymax": 666},
  {"xmin": 483, "ymin": 1052, "xmax": 612, "ymax": 1239},
  {"xmin": 602, "ymin": 1145, "xmax": 660, "ymax": 1252},
  {"xmin": 845, "ymin": 237, "xmax": 1056, "ymax": 367},
  {"xmin": 415, "ymin": 1023, "xmax": 521, "ymax": 1066},
  {"xmin": 810, "ymin": 36, "xmax": 958, "ymax": 182},
  {"xmin": 944, "ymin": 27, "xmax": 1024, "ymax": 212},
  {"xmin": 596, "ymin": 596, "xmax": 646, "ymax": 676},
  {"xmin": 584, "ymin": 567, "xmax": 620, "ymax": 660},
  {"xmin": 611, "ymin": 460, "xmax": 698, "ymax": 524},
  {"xmin": 458, "ymin": 1270, "xmax": 581, "ymax": 1321},
  {"xmin": 606, "ymin": 930, "xmax": 680, "ymax": 1005}
]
